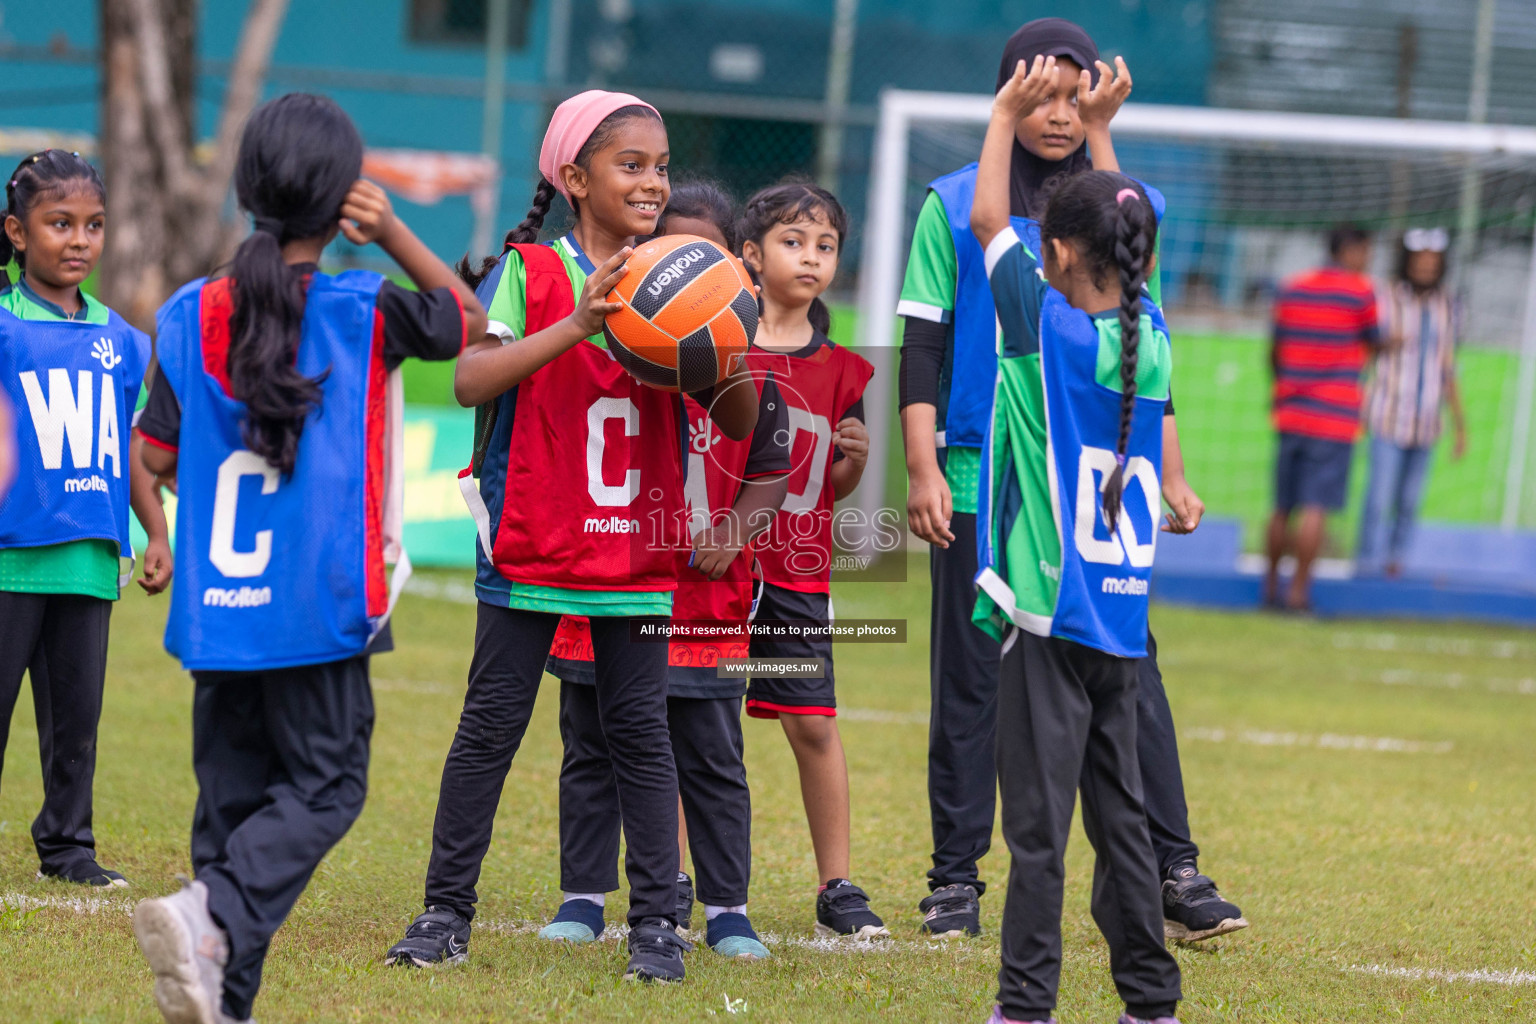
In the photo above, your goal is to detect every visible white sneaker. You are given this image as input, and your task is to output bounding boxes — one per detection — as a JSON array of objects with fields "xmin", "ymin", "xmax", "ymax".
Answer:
[{"xmin": 132, "ymin": 878, "xmax": 230, "ymax": 1024}]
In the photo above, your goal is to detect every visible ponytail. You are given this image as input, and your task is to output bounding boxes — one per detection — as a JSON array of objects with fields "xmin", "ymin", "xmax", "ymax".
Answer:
[
  {"xmin": 1100, "ymin": 188, "xmax": 1153, "ymax": 532},
  {"xmin": 808, "ymin": 297, "xmax": 832, "ymax": 336},
  {"xmin": 227, "ymin": 93, "xmax": 363, "ymax": 475},
  {"xmin": 227, "ymin": 228, "xmax": 325, "ymax": 476},
  {"xmin": 457, "ymin": 177, "xmax": 559, "ymax": 290}
]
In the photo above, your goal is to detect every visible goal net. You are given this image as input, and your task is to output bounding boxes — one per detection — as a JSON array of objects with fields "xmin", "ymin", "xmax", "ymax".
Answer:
[{"xmin": 853, "ymin": 92, "xmax": 1536, "ymax": 551}]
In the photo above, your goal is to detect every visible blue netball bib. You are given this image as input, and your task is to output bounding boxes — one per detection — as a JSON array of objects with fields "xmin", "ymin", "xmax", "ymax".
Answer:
[
  {"xmin": 929, "ymin": 164, "xmax": 1029, "ymax": 451},
  {"xmin": 1039, "ymin": 291, "xmax": 1168, "ymax": 658},
  {"xmin": 156, "ymin": 270, "xmax": 396, "ymax": 671},
  {"xmin": 0, "ymin": 308, "xmax": 148, "ymax": 559}
]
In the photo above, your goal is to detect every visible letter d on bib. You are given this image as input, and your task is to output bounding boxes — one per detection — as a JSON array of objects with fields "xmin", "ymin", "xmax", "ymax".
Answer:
[{"xmin": 211, "ymin": 450, "xmax": 280, "ymax": 578}]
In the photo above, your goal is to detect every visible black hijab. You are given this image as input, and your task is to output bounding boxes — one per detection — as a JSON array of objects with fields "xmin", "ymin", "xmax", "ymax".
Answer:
[{"xmin": 995, "ymin": 18, "xmax": 1100, "ymax": 220}]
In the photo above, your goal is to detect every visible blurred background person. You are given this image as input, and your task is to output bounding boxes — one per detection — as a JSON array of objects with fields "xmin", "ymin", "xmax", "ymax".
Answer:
[
  {"xmin": 1357, "ymin": 227, "xmax": 1467, "ymax": 577},
  {"xmin": 1264, "ymin": 224, "xmax": 1380, "ymax": 611}
]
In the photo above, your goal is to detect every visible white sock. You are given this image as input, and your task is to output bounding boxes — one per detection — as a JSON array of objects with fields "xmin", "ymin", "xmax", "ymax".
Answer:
[
  {"xmin": 704, "ymin": 903, "xmax": 746, "ymax": 921},
  {"xmin": 677, "ymin": 871, "xmax": 689, "ymax": 882},
  {"xmin": 562, "ymin": 892, "xmax": 605, "ymax": 906}
]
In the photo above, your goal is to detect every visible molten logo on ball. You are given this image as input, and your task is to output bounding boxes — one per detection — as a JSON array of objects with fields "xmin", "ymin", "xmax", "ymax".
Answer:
[
  {"xmin": 603, "ymin": 235, "xmax": 757, "ymax": 394},
  {"xmin": 645, "ymin": 248, "xmax": 709, "ymax": 298}
]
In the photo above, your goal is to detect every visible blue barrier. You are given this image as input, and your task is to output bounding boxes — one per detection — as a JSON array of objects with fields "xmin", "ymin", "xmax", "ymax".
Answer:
[{"xmin": 1152, "ymin": 517, "xmax": 1536, "ymax": 624}]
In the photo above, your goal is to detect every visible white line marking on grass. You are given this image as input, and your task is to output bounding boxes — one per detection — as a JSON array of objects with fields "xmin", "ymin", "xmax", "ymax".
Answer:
[
  {"xmin": 1184, "ymin": 728, "xmax": 1453, "ymax": 754},
  {"xmin": 475, "ymin": 919, "xmax": 953, "ymax": 954},
  {"xmin": 1331, "ymin": 632, "xmax": 1536, "ymax": 661},
  {"xmin": 1347, "ymin": 964, "xmax": 1536, "ymax": 986},
  {"xmin": 839, "ymin": 707, "xmax": 928, "ymax": 726},
  {"xmin": 1356, "ymin": 667, "xmax": 1536, "ymax": 697},
  {"xmin": 759, "ymin": 932, "xmax": 948, "ymax": 954},
  {"xmin": 402, "ymin": 576, "xmax": 479, "ymax": 605},
  {"xmin": 475, "ymin": 919, "xmax": 542, "ymax": 936},
  {"xmin": 0, "ymin": 891, "xmax": 126, "ymax": 915},
  {"xmin": 1237, "ymin": 553, "xmax": 1352, "ymax": 579}
]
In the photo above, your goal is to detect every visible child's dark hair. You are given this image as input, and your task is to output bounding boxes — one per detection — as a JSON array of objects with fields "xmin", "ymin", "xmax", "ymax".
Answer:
[
  {"xmin": 228, "ymin": 92, "xmax": 363, "ymax": 475},
  {"xmin": 738, "ymin": 180, "xmax": 848, "ymax": 336},
  {"xmin": 1396, "ymin": 232, "xmax": 1448, "ymax": 290},
  {"xmin": 1328, "ymin": 223, "xmax": 1371, "ymax": 259},
  {"xmin": 659, "ymin": 178, "xmax": 737, "ymax": 250},
  {"xmin": 1041, "ymin": 170, "xmax": 1157, "ymax": 531},
  {"xmin": 458, "ymin": 105, "xmax": 663, "ymax": 288},
  {"xmin": 1, "ymin": 149, "xmax": 106, "ymax": 271}
]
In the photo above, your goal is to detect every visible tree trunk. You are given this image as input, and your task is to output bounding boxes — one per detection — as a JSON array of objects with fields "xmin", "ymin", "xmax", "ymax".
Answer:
[
  {"xmin": 98, "ymin": 0, "xmax": 169, "ymax": 328},
  {"xmin": 97, "ymin": 0, "xmax": 289, "ymax": 330}
]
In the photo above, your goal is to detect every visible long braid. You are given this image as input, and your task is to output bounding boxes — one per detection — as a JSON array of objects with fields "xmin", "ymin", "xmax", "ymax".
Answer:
[
  {"xmin": 457, "ymin": 177, "xmax": 559, "ymax": 288},
  {"xmin": 1101, "ymin": 188, "xmax": 1152, "ymax": 532},
  {"xmin": 459, "ymin": 105, "xmax": 659, "ymax": 289},
  {"xmin": 507, "ymin": 177, "xmax": 557, "ymax": 245}
]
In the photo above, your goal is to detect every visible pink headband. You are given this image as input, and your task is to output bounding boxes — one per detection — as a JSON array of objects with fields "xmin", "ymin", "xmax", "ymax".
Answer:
[
  {"xmin": 538, "ymin": 89, "xmax": 661, "ymax": 199},
  {"xmin": 1115, "ymin": 187, "xmax": 1140, "ymax": 205}
]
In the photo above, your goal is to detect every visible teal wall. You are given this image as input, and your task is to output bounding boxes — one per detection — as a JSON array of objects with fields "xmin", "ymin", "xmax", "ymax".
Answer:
[
  {"xmin": 569, "ymin": 0, "xmax": 1212, "ymax": 105},
  {"xmin": 0, "ymin": 0, "xmax": 552, "ymax": 262},
  {"xmin": 0, "ymin": 1, "xmax": 1213, "ymax": 268}
]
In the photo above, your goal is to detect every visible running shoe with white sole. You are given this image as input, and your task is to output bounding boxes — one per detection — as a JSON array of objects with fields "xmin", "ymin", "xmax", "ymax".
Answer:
[
  {"xmin": 815, "ymin": 879, "xmax": 889, "ymax": 939},
  {"xmin": 983, "ymin": 1007, "xmax": 1055, "ymax": 1023},
  {"xmin": 705, "ymin": 911, "xmax": 769, "ymax": 960},
  {"xmin": 1162, "ymin": 863, "xmax": 1248, "ymax": 942},
  {"xmin": 1118, "ymin": 1015, "xmax": 1181, "ymax": 1024},
  {"xmin": 384, "ymin": 906, "xmax": 471, "ymax": 967},
  {"xmin": 537, "ymin": 898, "xmax": 604, "ymax": 943},
  {"xmin": 131, "ymin": 877, "xmax": 229, "ymax": 1024},
  {"xmin": 624, "ymin": 916, "xmax": 692, "ymax": 982},
  {"xmin": 919, "ymin": 882, "xmax": 981, "ymax": 937}
]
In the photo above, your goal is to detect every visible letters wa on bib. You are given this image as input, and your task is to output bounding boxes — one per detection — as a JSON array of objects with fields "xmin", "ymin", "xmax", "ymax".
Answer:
[{"xmin": 0, "ymin": 305, "xmax": 149, "ymax": 567}]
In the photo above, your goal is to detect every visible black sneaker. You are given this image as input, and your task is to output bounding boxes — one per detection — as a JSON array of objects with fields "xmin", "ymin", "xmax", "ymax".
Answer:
[
  {"xmin": 675, "ymin": 872, "xmax": 695, "ymax": 933},
  {"xmin": 918, "ymin": 882, "xmax": 980, "ymax": 938},
  {"xmin": 385, "ymin": 906, "xmax": 471, "ymax": 967},
  {"xmin": 624, "ymin": 916, "xmax": 692, "ymax": 982},
  {"xmin": 37, "ymin": 861, "xmax": 129, "ymax": 887},
  {"xmin": 1162, "ymin": 863, "xmax": 1248, "ymax": 942},
  {"xmin": 815, "ymin": 879, "xmax": 889, "ymax": 939}
]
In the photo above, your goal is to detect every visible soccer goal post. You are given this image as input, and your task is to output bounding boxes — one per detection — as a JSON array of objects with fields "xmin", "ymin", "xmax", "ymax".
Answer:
[{"xmin": 854, "ymin": 90, "xmax": 1536, "ymax": 547}]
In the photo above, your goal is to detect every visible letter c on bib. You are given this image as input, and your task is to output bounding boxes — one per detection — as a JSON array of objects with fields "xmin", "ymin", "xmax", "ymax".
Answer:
[
  {"xmin": 210, "ymin": 450, "xmax": 280, "ymax": 578},
  {"xmin": 586, "ymin": 396, "xmax": 641, "ymax": 507}
]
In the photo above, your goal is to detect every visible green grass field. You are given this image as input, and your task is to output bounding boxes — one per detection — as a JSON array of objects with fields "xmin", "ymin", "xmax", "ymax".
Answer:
[{"xmin": 3, "ymin": 561, "xmax": 1534, "ymax": 1022}]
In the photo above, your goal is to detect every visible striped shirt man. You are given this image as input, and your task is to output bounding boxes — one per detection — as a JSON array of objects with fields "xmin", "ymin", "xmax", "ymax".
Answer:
[
  {"xmin": 1364, "ymin": 281, "xmax": 1459, "ymax": 448},
  {"xmin": 1271, "ymin": 266, "xmax": 1380, "ymax": 442}
]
